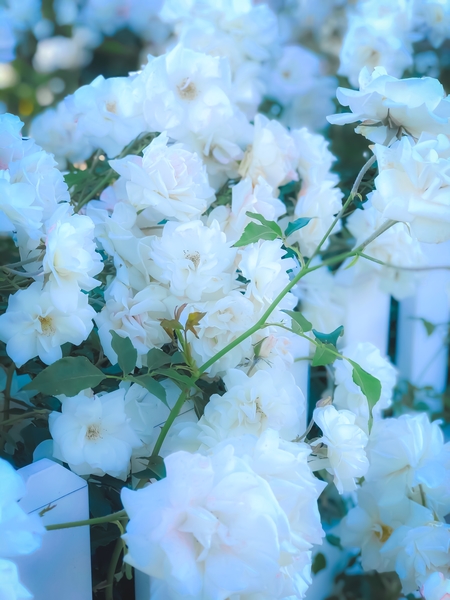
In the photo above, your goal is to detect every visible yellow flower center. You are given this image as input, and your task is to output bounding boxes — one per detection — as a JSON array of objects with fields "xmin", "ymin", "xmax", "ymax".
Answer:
[
  {"xmin": 375, "ymin": 523, "xmax": 393, "ymax": 543},
  {"xmin": 177, "ymin": 78, "xmax": 198, "ymax": 101},
  {"xmin": 184, "ymin": 250, "xmax": 201, "ymax": 268},
  {"xmin": 86, "ymin": 425, "xmax": 102, "ymax": 441},
  {"xmin": 38, "ymin": 316, "xmax": 55, "ymax": 336}
]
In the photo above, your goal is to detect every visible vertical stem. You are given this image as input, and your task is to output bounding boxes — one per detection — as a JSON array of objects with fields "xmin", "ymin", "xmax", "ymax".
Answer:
[
  {"xmin": 2, "ymin": 363, "xmax": 14, "ymax": 431},
  {"xmin": 151, "ymin": 389, "xmax": 188, "ymax": 457},
  {"xmin": 105, "ymin": 539, "xmax": 124, "ymax": 600}
]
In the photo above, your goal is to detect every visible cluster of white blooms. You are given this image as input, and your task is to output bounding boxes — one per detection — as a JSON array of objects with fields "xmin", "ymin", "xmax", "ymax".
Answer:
[
  {"xmin": 339, "ymin": 413, "xmax": 450, "ymax": 594},
  {"xmin": 0, "ymin": 115, "xmax": 101, "ymax": 367},
  {"xmin": 122, "ymin": 430, "xmax": 326, "ymax": 600},
  {"xmin": 330, "ymin": 66, "xmax": 450, "ymax": 244},
  {"xmin": 0, "ymin": 458, "xmax": 45, "ymax": 599},
  {"xmin": 2, "ymin": 3, "xmax": 450, "ymax": 598}
]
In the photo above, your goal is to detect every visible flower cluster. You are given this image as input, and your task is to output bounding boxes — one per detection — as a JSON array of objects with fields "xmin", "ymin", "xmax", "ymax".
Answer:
[{"xmin": 1, "ymin": 3, "xmax": 450, "ymax": 600}]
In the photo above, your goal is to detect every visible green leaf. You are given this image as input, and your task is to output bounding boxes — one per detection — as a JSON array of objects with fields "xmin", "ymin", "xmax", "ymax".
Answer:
[
  {"xmin": 23, "ymin": 357, "xmax": 105, "ymax": 396},
  {"xmin": 282, "ymin": 310, "xmax": 312, "ymax": 333},
  {"xmin": 245, "ymin": 212, "xmax": 283, "ymax": 237},
  {"xmin": 153, "ymin": 368, "xmax": 197, "ymax": 389},
  {"xmin": 312, "ymin": 325, "xmax": 344, "ymax": 348},
  {"xmin": 253, "ymin": 337, "xmax": 267, "ymax": 358},
  {"xmin": 110, "ymin": 331, "xmax": 137, "ymax": 374},
  {"xmin": 146, "ymin": 348, "xmax": 171, "ymax": 371},
  {"xmin": 132, "ymin": 375, "xmax": 168, "ymax": 406},
  {"xmin": 312, "ymin": 343, "xmax": 337, "ymax": 367},
  {"xmin": 348, "ymin": 359, "xmax": 382, "ymax": 410},
  {"xmin": 344, "ymin": 254, "xmax": 360, "ymax": 270},
  {"xmin": 134, "ymin": 456, "xmax": 166, "ymax": 481},
  {"xmin": 312, "ymin": 552, "xmax": 327, "ymax": 575},
  {"xmin": 233, "ymin": 222, "xmax": 279, "ymax": 247},
  {"xmin": 284, "ymin": 217, "xmax": 313, "ymax": 238},
  {"xmin": 416, "ymin": 318, "xmax": 437, "ymax": 337},
  {"xmin": 64, "ymin": 168, "xmax": 91, "ymax": 189},
  {"xmin": 170, "ymin": 352, "xmax": 185, "ymax": 365},
  {"xmin": 325, "ymin": 534, "xmax": 342, "ymax": 549}
]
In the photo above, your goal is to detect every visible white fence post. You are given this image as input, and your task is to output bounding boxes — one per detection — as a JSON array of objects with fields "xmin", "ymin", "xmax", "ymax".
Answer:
[
  {"xmin": 15, "ymin": 459, "xmax": 92, "ymax": 600},
  {"xmin": 340, "ymin": 276, "xmax": 392, "ymax": 355},
  {"xmin": 291, "ymin": 334, "xmax": 311, "ymax": 434},
  {"xmin": 396, "ymin": 241, "xmax": 450, "ymax": 392}
]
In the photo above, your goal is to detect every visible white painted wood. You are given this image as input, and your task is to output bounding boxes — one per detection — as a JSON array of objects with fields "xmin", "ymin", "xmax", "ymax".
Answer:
[
  {"xmin": 341, "ymin": 276, "xmax": 391, "ymax": 355},
  {"xmin": 396, "ymin": 241, "xmax": 450, "ymax": 392},
  {"xmin": 291, "ymin": 334, "xmax": 311, "ymax": 434},
  {"xmin": 16, "ymin": 459, "xmax": 92, "ymax": 600},
  {"xmin": 135, "ymin": 569, "xmax": 151, "ymax": 600}
]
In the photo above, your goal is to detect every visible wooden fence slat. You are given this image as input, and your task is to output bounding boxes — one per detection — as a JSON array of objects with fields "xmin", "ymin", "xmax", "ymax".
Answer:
[{"xmin": 16, "ymin": 459, "xmax": 92, "ymax": 600}]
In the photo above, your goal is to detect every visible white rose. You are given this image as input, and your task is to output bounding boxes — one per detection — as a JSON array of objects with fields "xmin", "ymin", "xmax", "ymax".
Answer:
[
  {"xmin": 198, "ymin": 368, "xmax": 306, "ymax": 447},
  {"xmin": 207, "ymin": 176, "xmax": 285, "ymax": 243},
  {"xmin": 43, "ymin": 204, "xmax": 103, "ymax": 310},
  {"xmin": 313, "ymin": 405, "xmax": 369, "ymax": 493},
  {"xmin": 371, "ymin": 135, "xmax": 450, "ymax": 243},
  {"xmin": 210, "ymin": 429, "xmax": 326, "ymax": 598},
  {"xmin": 338, "ymin": 15, "xmax": 412, "ymax": 87},
  {"xmin": 49, "ymin": 388, "xmax": 142, "ymax": 480},
  {"xmin": 0, "ymin": 282, "xmax": 95, "ymax": 367},
  {"xmin": 238, "ymin": 238, "xmax": 295, "ymax": 305},
  {"xmin": 121, "ymin": 446, "xmax": 291, "ymax": 599},
  {"xmin": 328, "ymin": 66, "xmax": 450, "ymax": 144},
  {"xmin": 339, "ymin": 482, "xmax": 433, "ymax": 573},
  {"xmin": 288, "ymin": 180, "xmax": 343, "ymax": 258},
  {"xmin": 140, "ymin": 44, "xmax": 233, "ymax": 140},
  {"xmin": 187, "ymin": 292, "xmax": 256, "ymax": 377},
  {"xmin": 238, "ymin": 114, "xmax": 298, "ymax": 189},
  {"xmin": 381, "ymin": 523, "xmax": 450, "ymax": 593},
  {"xmin": 68, "ymin": 74, "xmax": 146, "ymax": 158},
  {"xmin": 366, "ymin": 413, "xmax": 444, "ymax": 502},
  {"xmin": 110, "ymin": 131, "xmax": 214, "ymax": 222},
  {"xmin": 88, "ymin": 202, "xmax": 154, "ymax": 292},
  {"xmin": 149, "ymin": 219, "xmax": 236, "ymax": 302},
  {"xmin": 95, "ymin": 280, "xmax": 172, "ymax": 368}
]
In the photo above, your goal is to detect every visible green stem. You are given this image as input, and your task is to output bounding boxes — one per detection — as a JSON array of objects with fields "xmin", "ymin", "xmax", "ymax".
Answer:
[
  {"xmin": 105, "ymin": 539, "xmax": 124, "ymax": 600},
  {"xmin": 45, "ymin": 510, "xmax": 127, "ymax": 531},
  {"xmin": 2, "ymin": 363, "xmax": 14, "ymax": 431},
  {"xmin": 359, "ymin": 252, "xmax": 450, "ymax": 272},
  {"xmin": 151, "ymin": 389, "xmax": 188, "ymax": 457},
  {"xmin": 0, "ymin": 409, "xmax": 49, "ymax": 427},
  {"xmin": 75, "ymin": 170, "xmax": 115, "ymax": 214},
  {"xmin": 305, "ymin": 154, "xmax": 377, "ymax": 268}
]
